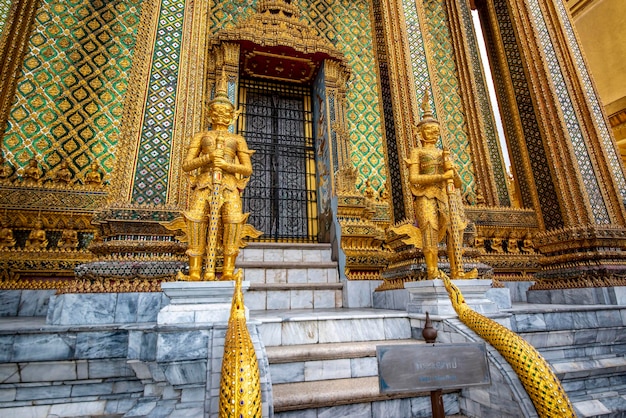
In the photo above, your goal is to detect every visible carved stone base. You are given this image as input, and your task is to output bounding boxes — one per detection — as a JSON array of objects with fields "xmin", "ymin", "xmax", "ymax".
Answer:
[
  {"xmin": 405, "ymin": 279, "xmax": 504, "ymax": 316},
  {"xmin": 157, "ymin": 281, "xmax": 249, "ymax": 325}
]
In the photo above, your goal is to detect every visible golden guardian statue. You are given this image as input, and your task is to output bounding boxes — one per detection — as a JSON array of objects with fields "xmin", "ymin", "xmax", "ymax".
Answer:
[
  {"xmin": 176, "ymin": 70, "xmax": 255, "ymax": 281},
  {"xmin": 405, "ymin": 93, "xmax": 477, "ymax": 280}
]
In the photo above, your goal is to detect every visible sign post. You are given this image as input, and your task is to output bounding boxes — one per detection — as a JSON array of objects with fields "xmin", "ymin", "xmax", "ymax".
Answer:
[{"xmin": 377, "ymin": 342, "xmax": 491, "ymax": 415}]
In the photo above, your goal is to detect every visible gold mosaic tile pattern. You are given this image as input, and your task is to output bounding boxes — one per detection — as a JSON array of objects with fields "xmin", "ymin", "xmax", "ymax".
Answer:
[{"xmin": 2, "ymin": 0, "xmax": 141, "ymax": 181}]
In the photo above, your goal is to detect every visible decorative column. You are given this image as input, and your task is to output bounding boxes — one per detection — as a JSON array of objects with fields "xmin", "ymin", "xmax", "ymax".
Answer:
[{"xmin": 478, "ymin": 0, "xmax": 626, "ymax": 287}]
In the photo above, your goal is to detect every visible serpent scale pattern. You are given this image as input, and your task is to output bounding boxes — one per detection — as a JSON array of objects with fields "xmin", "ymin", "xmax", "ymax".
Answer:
[
  {"xmin": 439, "ymin": 271, "xmax": 575, "ymax": 417},
  {"xmin": 219, "ymin": 271, "xmax": 262, "ymax": 418}
]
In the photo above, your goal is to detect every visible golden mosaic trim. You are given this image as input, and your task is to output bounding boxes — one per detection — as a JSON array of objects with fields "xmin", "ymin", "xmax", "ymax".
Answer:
[
  {"xmin": 57, "ymin": 275, "xmax": 176, "ymax": 294},
  {"xmin": 534, "ymin": 224, "xmax": 626, "ymax": 255},
  {"xmin": 530, "ymin": 273, "xmax": 626, "ymax": 290},
  {"xmin": 494, "ymin": 273, "xmax": 535, "ymax": 282},
  {"xmin": 378, "ymin": 0, "xmax": 419, "ymax": 221},
  {"xmin": 0, "ymin": 275, "xmax": 66, "ymax": 291},
  {"xmin": 167, "ymin": 0, "xmax": 208, "ymax": 206},
  {"xmin": 0, "ymin": 0, "xmax": 40, "ymax": 139},
  {"xmin": 0, "ymin": 185, "xmax": 107, "ymax": 212},
  {"xmin": 109, "ymin": 0, "xmax": 161, "ymax": 202}
]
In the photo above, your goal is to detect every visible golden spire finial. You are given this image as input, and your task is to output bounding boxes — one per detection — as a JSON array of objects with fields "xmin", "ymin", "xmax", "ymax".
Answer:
[
  {"xmin": 417, "ymin": 90, "xmax": 438, "ymax": 127},
  {"xmin": 210, "ymin": 68, "xmax": 234, "ymax": 109}
]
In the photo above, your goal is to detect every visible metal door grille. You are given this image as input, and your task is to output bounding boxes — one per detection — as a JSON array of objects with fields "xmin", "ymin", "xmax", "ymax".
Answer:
[{"xmin": 238, "ymin": 79, "xmax": 318, "ymax": 242}]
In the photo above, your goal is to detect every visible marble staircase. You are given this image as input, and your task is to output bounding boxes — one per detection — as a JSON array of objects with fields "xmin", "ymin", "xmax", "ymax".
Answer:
[
  {"xmin": 250, "ymin": 308, "xmax": 463, "ymax": 417},
  {"xmin": 510, "ymin": 305, "xmax": 626, "ymax": 417},
  {"xmin": 239, "ymin": 243, "xmax": 343, "ymax": 310}
]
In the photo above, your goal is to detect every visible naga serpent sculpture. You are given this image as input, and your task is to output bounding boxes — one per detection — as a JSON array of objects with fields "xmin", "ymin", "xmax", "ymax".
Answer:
[
  {"xmin": 219, "ymin": 270, "xmax": 262, "ymax": 417},
  {"xmin": 439, "ymin": 271, "xmax": 576, "ymax": 417}
]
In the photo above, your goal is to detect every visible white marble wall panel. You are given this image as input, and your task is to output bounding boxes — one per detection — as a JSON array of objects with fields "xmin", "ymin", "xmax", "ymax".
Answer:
[
  {"xmin": 318, "ymin": 320, "xmax": 351, "ymax": 343},
  {"xmin": 302, "ymin": 249, "xmax": 323, "ymax": 262},
  {"xmin": 12, "ymin": 334, "xmax": 74, "ymax": 362},
  {"xmin": 318, "ymin": 402, "xmax": 372, "ymax": 418},
  {"xmin": 320, "ymin": 248, "xmax": 332, "ymax": 262},
  {"xmin": 372, "ymin": 398, "xmax": 411, "ymax": 418},
  {"xmin": 243, "ymin": 268, "xmax": 265, "ymax": 284},
  {"xmin": 245, "ymin": 290, "xmax": 266, "ymax": 310},
  {"xmin": 327, "ymin": 268, "xmax": 338, "ymax": 283},
  {"xmin": 306, "ymin": 268, "xmax": 328, "ymax": 283},
  {"xmin": 16, "ymin": 384, "xmax": 71, "ymax": 401},
  {"xmin": 240, "ymin": 248, "xmax": 264, "ymax": 262},
  {"xmin": 267, "ymin": 291, "xmax": 290, "ymax": 310},
  {"xmin": 286, "ymin": 269, "xmax": 308, "ymax": 284},
  {"xmin": 17, "ymin": 290, "xmax": 55, "ymax": 317},
  {"xmin": 281, "ymin": 321, "xmax": 319, "ymax": 345},
  {"xmin": 270, "ymin": 362, "xmax": 305, "ymax": 384},
  {"xmin": 351, "ymin": 357, "xmax": 377, "ymax": 377},
  {"xmin": 276, "ymin": 409, "xmax": 317, "ymax": 418},
  {"xmin": 156, "ymin": 331, "xmax": 210, "ymax": 362},
  {"xmin": 344, "ymin": 281, "xmax": 374, "ymax": 308},
  {"xmin": 19, "ymin": 360, "xmax": 77, "ymax": 382},
  {"xmin": 383, "ymin": 318, "xmax": 411, "ymax": 339},
  {"xmin": 513, "ymin": 313, "xmax": 547, "ymax": 332},
  {"xmin": 304, "ymin": 359, "xmax": 351, "ymax": 381},
  {"xmin": 350, "ymin": 318, "xmax": 385, "ymax": 341},
  {"xmin": 597, "ymin": 309, "xmax": 625, "ymax": 327},
  {"xmin": 283, "ymin": 249, "xmax": 303, "ymax": 262},
  {"xmin": 290, "ymin": 290, "xmax": 313, "ymax": 309},
  {"xmin": 0, "ymin": 364, "xmax": 19, "ymax": 383},
  {"xmin": 266, "ymin": 268, "xmax": 287, "ymax": 283},
  {"xmin": 264, "ymin": 248, "xmax": 284, "ymax": 262},
  {"xmin": 313, "ymin": 291, "xmax": 335, "ymax": 309},
  {"xmin": 258, "ymin": 322, "xmax": 282, "ymax": 346}
]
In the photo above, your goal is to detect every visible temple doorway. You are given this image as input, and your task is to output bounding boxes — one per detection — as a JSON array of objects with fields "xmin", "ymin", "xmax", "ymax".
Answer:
[{"xmin": 237, "ymin": 79, "xmax": 318, "ymax": 242}]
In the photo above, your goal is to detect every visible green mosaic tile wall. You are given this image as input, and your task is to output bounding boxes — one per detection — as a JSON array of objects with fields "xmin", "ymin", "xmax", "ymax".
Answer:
[
  {"xmin": 2, "ymin": 0, "xmax": 142, "ymax": 181},
  {"xmin": 0, "ymin": 0, "xmax": 11, "ymax": 36},
  {"xmin": 423, "ymin": 0, "xmax": 475, "ymax": 199},
  {"xmin": 402, "ymin": 0, "xmax": 436, "ymax": 122},
  {"xmin": 209, "ymin": 0, "xmax": 385, "ymax": 193},
  {"xmin": 131, "ymin": 0, "xmax": 185, "ymax": 204}
]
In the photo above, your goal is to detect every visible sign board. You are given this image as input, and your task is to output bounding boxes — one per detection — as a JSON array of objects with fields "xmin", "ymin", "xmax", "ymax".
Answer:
[{"xmin": 377, "ymin": 343, "xmax": 491, "ymax": 393}]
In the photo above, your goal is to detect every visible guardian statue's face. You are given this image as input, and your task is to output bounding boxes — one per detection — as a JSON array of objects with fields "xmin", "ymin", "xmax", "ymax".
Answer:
[
  {"xmin": 208, "ymin": 102, "xmax": 234, "ymax": 127},
  {"xmin": 420, "ymin": 122, "xmax": 440, "ymax": 144}
]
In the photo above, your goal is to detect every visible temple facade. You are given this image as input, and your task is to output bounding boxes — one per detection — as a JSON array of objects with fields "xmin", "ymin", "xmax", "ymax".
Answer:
[
  {"xmin": 1, "ymin": 0, "xmax": 626, "ymax": 416},
  {"xmin": 2, "ymin": 0, "xmax": 626, "ymax": 292}
]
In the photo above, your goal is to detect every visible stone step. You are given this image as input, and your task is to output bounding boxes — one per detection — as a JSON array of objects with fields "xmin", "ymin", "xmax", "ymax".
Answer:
[
  {"xmin": 552, "ymin": 355, "xmax": 626, "ymax": 380},
  {"xmin": 566, "ymin": 380, "xmax": 626, "ymax": 402},
  {"xmin": 272, "ymin": 376, "xmax": 461, "ymax": 416},
  {"xmin": 245, "ymin": 283, "xmax": 343, "ymax": 310},
  {"xmin": 238, "ymin": 242, "xmax": 334, "ymax": 265},
  {"xmin": 572, "ymin": 393, "xmax": 626, "ymax": 418},
  {"xmin": 251, "ymin": 309, "xmax": 412, "ymax": 347},
  {"xmin": 510, "ymin": 306, "xmax": 626, "ymax": 333},
  {"xmin": 520, "ymin": 326, "xmax": 626, "ymax": 352},
  {"xmin": 266, "ymin": 339, "xmax": 421, "ymax": 363},
  {"xmin": 239, "ymin": 243, "xmax": 341, "ymax": 310},
  {"xmin": 266, "ymin": 339, "xmax": 422, "ymax": 384}
]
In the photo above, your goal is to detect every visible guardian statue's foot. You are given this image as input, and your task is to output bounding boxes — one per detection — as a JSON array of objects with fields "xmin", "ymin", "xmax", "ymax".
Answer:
[
  {"xmin": 176, "ymin": 271, "xmax": 195, "ymax": 281},
  {"xmin": 452, "ymin": 268, "xmax": 478, "ymax": 280}
]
